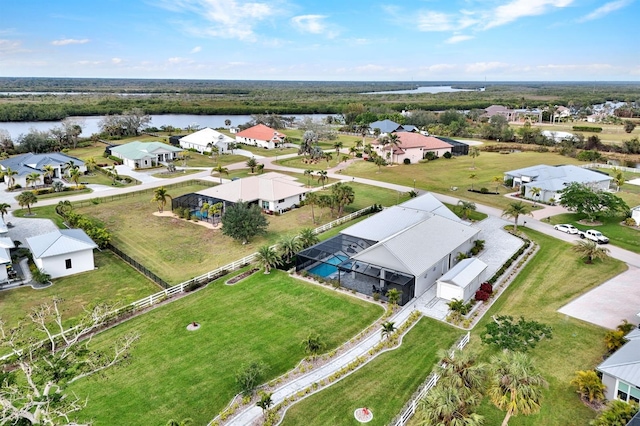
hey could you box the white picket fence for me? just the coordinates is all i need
[390,332,471,426]
[129,206,374,311]
[581,163,640,174]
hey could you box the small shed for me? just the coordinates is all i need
[437,258,487,302]
[26,229,97,279]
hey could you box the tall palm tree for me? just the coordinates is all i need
[333,141,343,155]
[381,321,396,339]
[418,385,484,426]
[26,172,41,188]
[64,159,79,174]
[0,202,10,220]
[493,175,504,193]
[256,245,280,274]
[469,146,480,169]
[17,191,37,215]
[151,187,172,213]
[316,170,328,188]
[208,202,223,224]
[42,164,56,184]
[572,240,610,264]
[304,169,314,187]
[211,164,229,184]
[457,200,477,220]
[68,168,82,188]
[332,183,355,217]
[501,201,532,232]
[2,167,18,188]
[488,351,548,426]
[277,234,301,265]
[436,348,487,401]
[529,187,541,205]
[349,146,359,157]
[298,228,319,249]
[387,133,401,163]
[304,191,318,224]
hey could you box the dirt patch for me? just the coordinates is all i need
[577,220,603,226]
[152,211,221,230]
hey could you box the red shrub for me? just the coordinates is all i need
[480,282,493,294]
[475,290,490,301]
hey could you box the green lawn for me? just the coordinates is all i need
[282,318,461,426]
[236,145,298,157]
[464,229,628,426]
[181,152,247,167]
[443,202,489,221]
[68,270,383,426]
[341,151,584,211]
[152,168,202,178]
[0,250,160,331]
[548,212,640,253]
[278,155,347,171]
[511,122,640,145]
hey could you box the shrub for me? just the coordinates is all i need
[571,370,605,403]
[403,158,411,165]
[423,151,437,161]
[577,150,602,162]
[624,217,637,226]
[373,292,380,302]
[32,268,51,284]
[480,282,493,294]
[475,290,490,301]
[572,125,603,133]
[480,187,489,194]
[355,152,363,158]
[443,151,452,159]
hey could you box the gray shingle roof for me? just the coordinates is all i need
[26,229,97,259]
[598,334,640,387]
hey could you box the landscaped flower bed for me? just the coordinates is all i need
[226,268,259,285]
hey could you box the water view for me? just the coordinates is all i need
[362,85,483,95]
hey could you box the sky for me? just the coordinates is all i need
[1,0,639,81]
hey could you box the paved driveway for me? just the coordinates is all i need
[558,266,640,329]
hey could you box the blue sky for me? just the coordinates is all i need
[1,0,638,81]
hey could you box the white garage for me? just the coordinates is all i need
[437,258,487,302]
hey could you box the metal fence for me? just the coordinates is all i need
[107,243,170,289]
[389,332,471,426]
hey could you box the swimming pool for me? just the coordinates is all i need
[308,255,348,278]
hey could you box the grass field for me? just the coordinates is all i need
[281,318,461,426]
[511,122,640,145]
[460,229,627,426]
[548,212,640,253]
[0,250,160,330]
[68,270,383,425]
[342,151,584,210]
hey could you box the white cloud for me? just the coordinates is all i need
[51,38,90,46]
[465,62,510,74]
[111,58,122,64]
[0,39,22,54]
[292,15,326,34]
[484,0,574,29]
[578,0,632,22]
[446,35,474,44]
[417,11,455,31]
[190,46,202,53]
[155,0,277,41]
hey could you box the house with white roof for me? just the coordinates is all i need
[0,152,86,188]
[436,258,488,302]
[598,328,640,404]
[26,229,97,278]
[109,141,183,169]
[296,193,481,305]
[235,124,286,149]
[172,172,310,215]
[179,128,233,154]
[504,164,613,203]
[0,236,14,283]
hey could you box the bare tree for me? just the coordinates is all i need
[0,298,139,425]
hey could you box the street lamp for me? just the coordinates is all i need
[413,179,416,190]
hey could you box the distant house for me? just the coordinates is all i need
[110,141,183,169]
[235,124,286,149]
[26,229,97,279]
[372,132,452,164]
[0,152,86,188]
[504,164,613,203]
[172,172,310,215]
[597,328,640,404]
[179,128,234,154]
[368,119,405,134]
[484,105,542,123]
[0,237,14,283]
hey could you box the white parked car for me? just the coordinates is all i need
[554,224,579,234]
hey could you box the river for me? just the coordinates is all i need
[361,85,483,95]
[0,113,334,140]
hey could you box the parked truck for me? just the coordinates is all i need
[578,229,609,244]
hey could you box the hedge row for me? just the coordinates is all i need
[572,125,603,133]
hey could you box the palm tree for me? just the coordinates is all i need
[208,202,223,224]
[386,133,401,163]
[151,187,172,213]
[436,348,487,401]
[227,142,237,154]
[256,163,264,174]
[469,173,477,191]
[501,201,532,232]
[166,419,193,426]
[386,288,401,307]
[85,157,97,174]
[246,157,258,173]
[316,170,328,188]
[604,329,627,352]
[572,239,610,264]
[418,386,484,426]
[55,200,73,217]
[26,172,41,189]
[42,164,56,184]
[210,145,219,160]
[108,165,119,184]
[333,141,343,155]
[493,175,503,193]
[17,191,37,215]
[570,370,605,404]
[0,202,10,221]
[304,169,314,187]
[612,168,625,192]
[68,168,82,188]
[256,245,280,274]
[324,152,333,165]
[211,164,229,184]
[349,146,359,157]
[278,235,301,265]
[2,167,18,188]
[469,146,480,169]
[64,159,79,174]
[298,228,319,249]
[374,155,386,172]
[301,333,325,358]
[364,143,373,157]
[488,351,548,426]
[332,182,355,217]
[529,187,541,206]
[457,200,477,220]
[304,192,318,224]
[381,321,396,339]
[256,392,273,416]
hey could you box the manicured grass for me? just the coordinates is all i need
[511,122,640,144]
[0,250,160,330]
[278,155,346,171]
[443,202,489,221]
[464,229,628,426]
[18,187,93,201]
[181,152,247,167]
[152,168,202,178]
[281,318,461,426]
[548,213,640,253]
[342,151,584,210]
[65,142,119,165]
[237,145,298,157]
[68,270,384,425]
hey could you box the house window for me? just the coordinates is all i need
[616,381,640,403]
[278,199,285,203]
[65,259,72,269]
[262,201,269,209]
